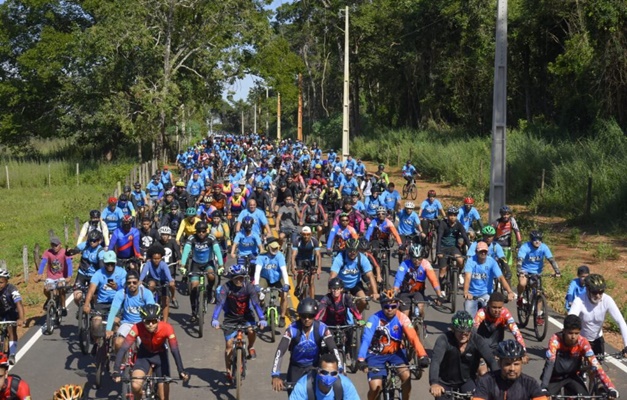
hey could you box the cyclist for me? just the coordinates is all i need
[180,221,223,320]
[146,174,165,207]
[374,164,389,187]
[277,194,300,247]
[130,182,149,210]
[230,216,263,272]
[138,217,159,256]
[357,290,429,400]
[173,180,191,211]
[77,209,110,246]
[472,340,546,400]
[271,298,341,393]
[338,169,361,198]
[316,277,364,326]
[401,160,419,186]
[52,384,82,400]
[539,314,618,398]
[418,190,445,236]
[463,241,516,316]
[429,311,498,398]
[349,190,366,214]
[176,207,201,245]
[160,165,173,190]
[250,183,273,213]
[300,195,327,242]
[108,215,142,269]
[186,170,205,205]
[0,269,26,365]
[197,195,217,221]
[364,206,402,250]
[236,199,270,239]
[568,274,627,356]
[101,197,125,234]
[105,269,155,354]
[468,226,512,288]
[117,194,136,219]
[332,199,365,234]
[0,353,31,399]
[36,237,72,317]
[329,238,380,313]
[516,230,561,309]
[320,180,341,213]
[436,206,470,280]
[458,197,482,239]
[396,202,424,254]
[393,243,443,318]
[291,226,322,301]
[492,205,522,267]
[210,183,228,212]
[289,352,360,400]
[67,230,105,309]
[212,264,267,382]
[272,180,294,215]
[364,185,384,221]
[380,182,401,217]
[140,244,176,322]
[565,265,589,312]
[254,238,290,327]
[209,211,231,265]
[83,251,127,353]
[112,305,189,400]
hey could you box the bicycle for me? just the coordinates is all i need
[221,323,258,400]
[404,298,433,379]
[439,254,463,313]
[294,260,317,301]
[371,238,391,294]
[402,178,417,200]
[75,283,91,355]
[119,342,138,399]
[0,321,16,357]
[326,324,360,373]
[581,352,626,396]
[188,271,209,338]
[516,273,553,341]
[370,363,419,400]
[43,281,70,335]
[120,375,182,400]
[260,287,281,343]
[423,219,439,264]
[92,310,114,389]
[442,390,474,400]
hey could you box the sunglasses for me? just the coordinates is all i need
[197,230,207,233]
[478,250,488,254]
[89,239,100,243]
[318,369,339,377]
[145,319,159,326]
[299,314,316,320]
[127,280,139,285]
[340,219,349,222]
[590,290,604,296]
[383,303,399,310]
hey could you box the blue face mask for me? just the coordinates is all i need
[318,373,339,388]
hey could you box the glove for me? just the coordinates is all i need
[211,320,220,329]
[179,267,187,275]
[254,285,261,293]
[258,320,268,329]
[282,284,290,293]
[608,389,619,399]
[418,356,430,368]
[217,267,224,275]
[357,361,368,371]
[357,320,366,326]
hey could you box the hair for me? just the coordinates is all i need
[141,217,151,223]
[319,353,338,366]
[126,270,140,281]
[489,292,506,303]
[563,314,582,331]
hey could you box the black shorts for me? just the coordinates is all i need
[399,291,427,312]
[295,259,315,271]
[190,261,214,274]
[0,310,18,322]
[348,281,366,296]
[93,303,111,316]
[135,350,170,377]
[74,273,92,290]
[146,279,170,299]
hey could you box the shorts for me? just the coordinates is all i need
[74,273,92,291]
[189,261,214,282]
[135,350,170,377]
[399,291,427,312]
[117,322,135,338]
[93,303,112,317]
[259,278,283,289]
[348,281,366,296]
[367,352,407,380]
[44,278,66,291]
[223,319,255,341]
[295,259,316,271]
[145,279,170,299]
[0,311,18,322]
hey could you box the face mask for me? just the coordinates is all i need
[319,374,338,388]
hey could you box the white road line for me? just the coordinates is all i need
[548,315,627,374]
[10,293,75,371]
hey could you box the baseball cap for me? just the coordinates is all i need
[268,241,280,250]
[476,242,489,252]
[301,226,312,234]
[50,237,61,246]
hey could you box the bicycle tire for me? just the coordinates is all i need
[95,339,107,388]
[198,289,205,338]
[410,184,417,200]
[78,306,89,355]
[348,327,359,373]
[235,347,243,400]
[121,366,131,399]
[517,289,531,328]
[534,294,548,341]
[451,269,458,313]
[428,233,437,264]
[45,300,56,335]
[402,184,409,199]
[268,308,277,343]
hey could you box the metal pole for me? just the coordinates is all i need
[488,0,508,222]
[253,103,257,134]
[277,93,282,141]
[298,73,303,141]
[241,110,244,135]
[266,87,269,134]
[341,6,350,161]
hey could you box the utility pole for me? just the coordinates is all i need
[341,5,350,161]
[489,0,508,222]
[298,73,303,141]
[254,103,257,134]
[241,109,244,135]
[277,92,282,141]
[266,87,269,134]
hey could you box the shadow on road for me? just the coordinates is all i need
[186,367,238,400]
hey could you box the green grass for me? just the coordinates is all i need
[593,242,619,262]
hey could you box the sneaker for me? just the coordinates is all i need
[248,348,257,360]
[62,308,68,317]
[458,275,465,287]
[516,297,523,308]
[279,317,286,328]
[190,314,198,324]
[171,299,179,309]
[226,371,234,384]
[8,354,16,365]
[536,316,545,326]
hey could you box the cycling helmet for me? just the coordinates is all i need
[376,206,387,215]
[495,339,526,359]
[123,185,131,192]
[279,180,287,188]
[255,182,263,189]
[297,298,318,315]
[241,216,254,231]
[378,163,385,169]
[529,230,543,241]
[380,289,400,304]
[108,196,117,204]
[87,230,103,242]
[499,205,511,215]
[212,210,223,218]
[185,207,197,217]
[119,194,129,201]
[195,221,208,231]
[345,238,360,251]
[451,310,473,332]
[309,179,320,186]
[308,195,319,201]
[170,219,180,232]
[53,384,84,400]
[158,226,172,235]
[427,190,436,197]
[334,166,341,172]
[164,189,174,197]
[358,238,370,251]
[584,274,606,292]
[409,243,424,259]
[170,202,180,210]
[140,304,162,321]
[238,179,246,185]
[351,190,359,197]
[345,168,353,175]
[175,180,185,187]
[228,263,248,277]
[406,160,411,164]
[463,197,475,205]
[481,226,496,236]
[134,182,141,188]
[89,209,101,219]
[0,269,10,279]
[121,215,133,225]
[328,277,344,290]
[446,206,458,215]
[404,201,415,209]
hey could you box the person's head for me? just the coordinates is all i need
[211,210,223,225]
[451,310,473,344]
[0,269,10,291]
[338,212,350,227]
[378,163,384,171]
[379,289,401,317]
[52,384,84,400]
[134,182,142,191]
[577,265,590,286]
[584,273,606,304]
[476,241,489,262]
[102,250,117,272]
[328,277,344,299]
[342,198,353,211]
[529,230,543,248]
[195,221,208,237]
[284,195,294,206]
[147,244,165,265]
[140,304,162,333]
[345,169,353,178]
[170,202,180,213]
[334,166,341,174]
[50,237,62,252]
[266,237,280,255]
[499,205,512,220]
[463,197,474,210]
[175,180,185,190]
[308,195,318,205]
[316,353,340,393]
[297,298,318,329]
[87,230,103,248]
[228,262,248,286]
[185,207,197,220]
[446,206,458,223]
[376,206,387,221]
[108,196,117,210]
[121,215,133,231]
[301,226,312,240]
[241,216,254,233]
[427,189,436,202]
[125,270,140,294]
[247,198,257,212]
[152,174,159,183]
[487,292,506,319]
[158,226,171,242]
[409,243,424,266]
[141,218,152,231]
[481,225,496,243]
[404,201,415,213]
[562,314,583,347]
[496,340,525,381]
[212,184,221,194]
[386,182,394,192]
[344,238,360,260]
[89,209,101,224]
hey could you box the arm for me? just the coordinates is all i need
[271,333,292,376]
[399,312,427,357]
[180,243,192,267]
[106,292,124,331]
[167,330,185,374]
[606,296,627,347]
[428,334,448,385]
[387,220,402,245]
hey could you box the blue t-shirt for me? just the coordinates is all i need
[139,260,174,283]
[419,199,443,219]
[233,232,262,256]
[330,253,372,289]
[467,241,505,259]
[256,253,287,284]
[186,178,205,196]
[380,190,400,211]
[106,286,155,330]
[463,256,502,296]
[146,181,164,199]
[458,206,481,231]
[364,195,383,217]
[101,207,125,232]
[237,209,268,236]
[76,242,105,276]
[565,279,586,312]
[339,177,359,196]
[518,242,553,274]
[402,165,417,176]
[397,210,420,235]
[90,267,127,304]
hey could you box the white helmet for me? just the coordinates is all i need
[334,166,341,172]
[405,201,415,209]
[0,269,11,279]
[158,226,172,235]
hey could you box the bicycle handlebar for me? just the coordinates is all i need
[370,364,418,373]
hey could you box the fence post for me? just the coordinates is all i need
[48,229,55,239]
[585,176,593,217]
[33,244,40,268]
[74,217,81,238]
[541,169,545,194]
[48,163,51,187]
[397,146,401,166]
[22,245,29,281]
[117,181,122,196]
[64,223,69,243]
[76,163,80,186]
[0,260,6,271]
[4,165,9,189]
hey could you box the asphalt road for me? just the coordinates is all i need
[10,253,627,399]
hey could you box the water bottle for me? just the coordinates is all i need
[413,306,420,318]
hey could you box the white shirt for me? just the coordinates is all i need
[569,293,627,347]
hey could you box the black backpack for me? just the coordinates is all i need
[9,375,21,399]
[306,369,343,400]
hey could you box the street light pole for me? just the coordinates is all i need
[489,0,508,222]
[341,5,350,161]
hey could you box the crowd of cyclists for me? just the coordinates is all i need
[1,132,626,400]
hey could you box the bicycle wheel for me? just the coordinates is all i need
[428,234,437,264]
[45,300,56,335]
[517,289,531,328]
[78,306,90,355]
[120,366,132,400]
[533,294,548,341]
[235,347,243,400]
[95,340,106,388]
[402,184,409,199]
[348,328,359,373]
[198,289,205,338]
[268,308,277,343]
[410,184,417,200]
[450,269,458,313]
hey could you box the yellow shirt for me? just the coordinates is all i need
[176,216,201,242]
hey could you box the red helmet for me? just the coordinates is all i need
[0,353,8,367]
[309,179,320,186]
[463,197,474,205]
[108,197,117,204]
[122,215,133,224]
[427,190,436,197]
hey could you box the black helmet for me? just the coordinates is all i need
[87,230,103,242]
[345,238,360,252]
[139,304,162,321]
[328,277,344,290]
[195,221,208,231]
[123,185,131,192]
[495,339,526,359]
[584,274,606,292]
[529,230,543,241]
[451,310,473,332]
[241,216,254,231]
[297,298,318,315]
[89,209,101,219]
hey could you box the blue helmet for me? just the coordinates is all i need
[241,216,254,231]
[228,263,247,278]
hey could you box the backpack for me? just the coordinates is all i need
[306,369,343,400]
[289,320,322,352]
[9,374,21,399]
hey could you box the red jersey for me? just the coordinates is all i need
[126,321,178,353]
[0,376,31,400]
